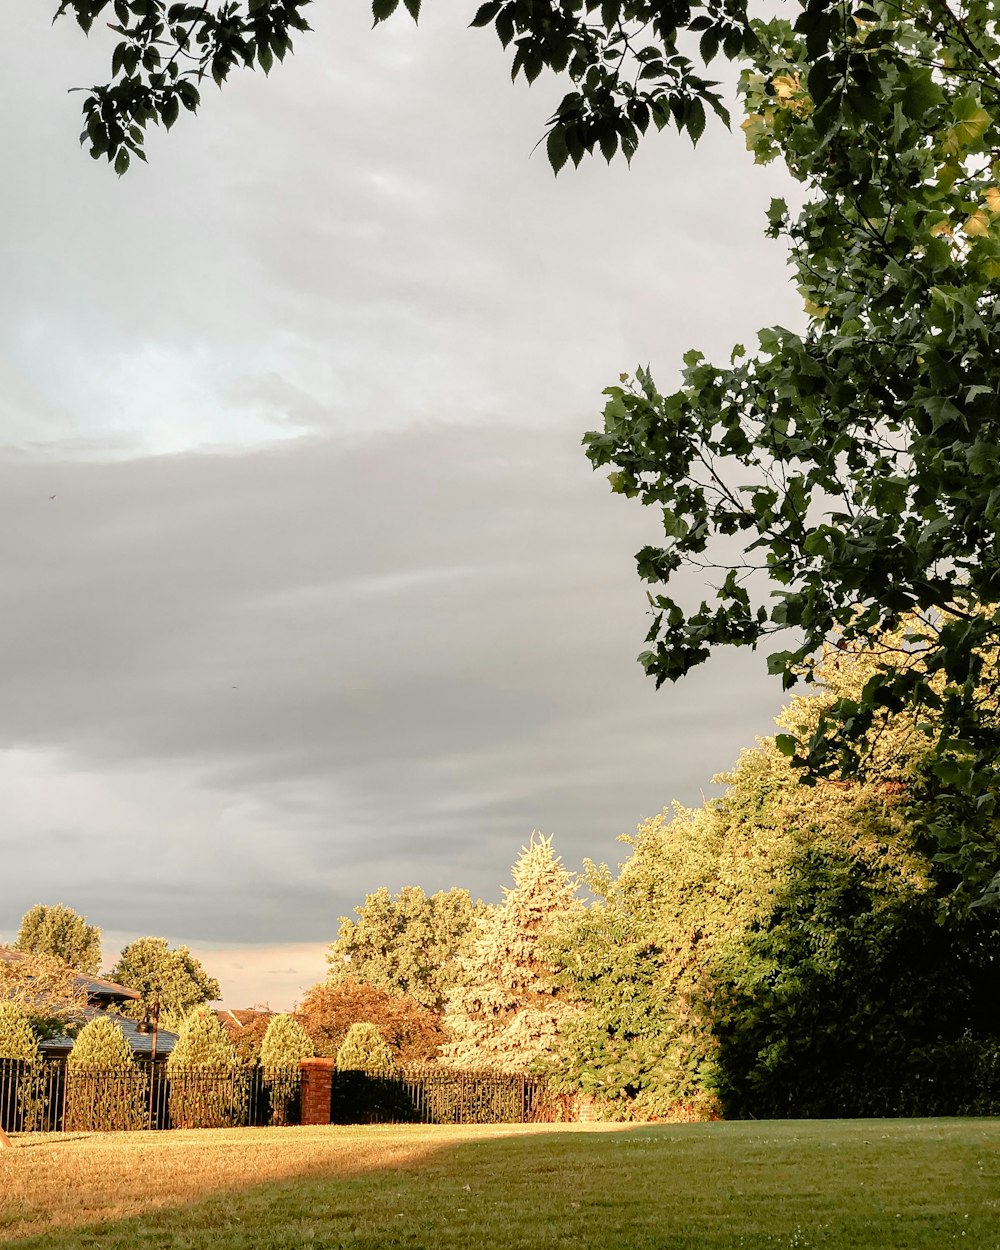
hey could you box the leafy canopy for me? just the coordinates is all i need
[327,886,481,1013]
[50,0,749,173]
[109,937,221,1033]
[16,905,102,975]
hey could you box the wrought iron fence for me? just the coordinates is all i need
[0,1059,302,1133]
[331,1067,558,1125]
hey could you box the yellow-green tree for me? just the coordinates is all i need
[259,1013,313,1126]
[15,905,101,975]
[0,1003,48,1133]
[167,1008,246,1128]
[441,835,581,1074]
[65,1017,146,1131]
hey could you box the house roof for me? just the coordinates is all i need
[40,1008,180,1058]
[0,947,141,1003]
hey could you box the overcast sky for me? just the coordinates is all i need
[2,0,803,1007]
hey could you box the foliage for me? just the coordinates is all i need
[441,834,581,1074]
[0,1003,41,1062]
[709,848,1000,1118]
[549,638,942,1118]
[167,1007,246,1128]
[109,937,221,1033]
[168,1007,240,1069]
[0,950,89,1035]
[68,1015,136,1068]
[15,905,101,974]
[297,977,444,1064]
[260,1013,313,1125]
[49,0,749,172]
[581,7,1000,901]
[336,1022,397,1073]
[65,1016,146,1131]
[0,1004,48,1132]
[327,886,481,1014]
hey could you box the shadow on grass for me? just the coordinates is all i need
[3,1119,1000,1250]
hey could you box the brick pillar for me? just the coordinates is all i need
[300,1058,336,1126]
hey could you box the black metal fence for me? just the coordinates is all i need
[331,1067,559,1125]
[0,1060,302,1133]
[1,1059,560,1132]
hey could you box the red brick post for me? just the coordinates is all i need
[299,1058,336,1126]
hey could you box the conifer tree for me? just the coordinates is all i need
[167,1008,240,1070]
[336,1023,395,1073]
[167,1008,245,1128]
[260,1014,314,1125]
[0,1002,47,1135]
[65,1016,145,1131]
[0,1004,40,1062]
[441,834,581,1074]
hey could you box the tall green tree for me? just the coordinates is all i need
[441,835,581,1073]
[108,938,221,1033]
[550,637,938,1118]
[328,886,481,1013]
[15,905,101,974]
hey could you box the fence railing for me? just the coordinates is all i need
[0,1060,302,1133]
[330,1067,559,1125]
[0,1059,560,1132]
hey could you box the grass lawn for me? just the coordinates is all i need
[1,1118,998,1249]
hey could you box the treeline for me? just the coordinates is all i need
[7,626,1000,1119]
[303,629,1000,1119]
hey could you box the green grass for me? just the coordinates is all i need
[2,1119,999,1249]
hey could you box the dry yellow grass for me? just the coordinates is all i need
[0,1122,622,1243]
[2,1119,998,1250]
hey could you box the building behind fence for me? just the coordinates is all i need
[0,1058,561,1133]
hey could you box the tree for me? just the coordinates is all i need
[259,1013,313,1125]
[440,834,581,1073]
[709,847,1000,1119]
[582,8,1000,902]
[108,938,221,1033]
[0,1004,41,1063]
[551,632,1000,1118]
[297,977,444,1064]
[216,1009,274,1065]
[65,1016,146,1131]
[167,1006,240,1069]
[336,1022,396,1073]
[49,0,747,172]
[167,1006,245,1127]
[0,951,89,1037]
[327,886,481,1013]
[15,905,101,974]
[0,1003,45,1139]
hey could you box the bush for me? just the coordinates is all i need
[336,1022,396,1073]
[260,1014,313,1125]
[0,1003,49,1132]
[167,1008,247,1128]
[65,1017,146,1131]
